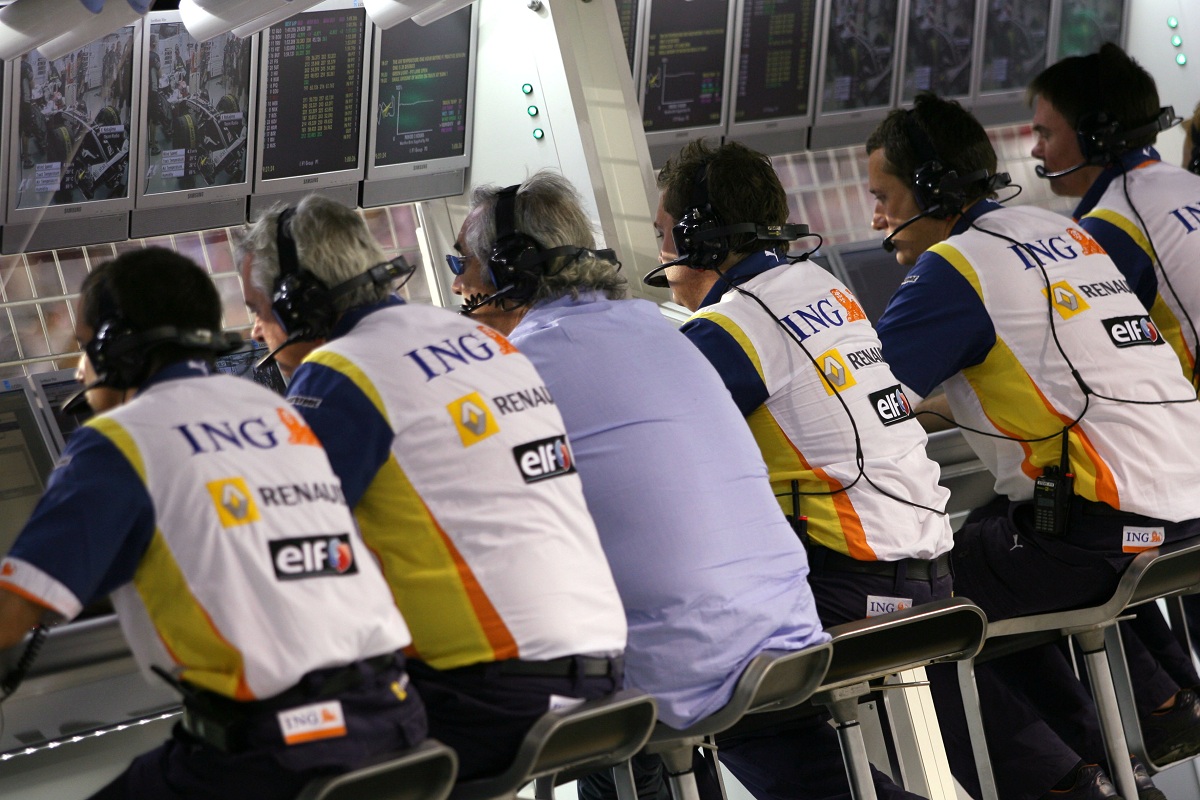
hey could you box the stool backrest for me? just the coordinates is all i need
[449,689,657,800]
[821,597,987,689]
[1126,538,1200,609]
[296,739,458,800]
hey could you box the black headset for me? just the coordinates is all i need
[271,206,338,341]
[905,110,1003,218]
[1188,122,1200,176]
[672,164,732,270]
[487,185,547,302]
[1075,106,1177,165]
[87,317,240,391]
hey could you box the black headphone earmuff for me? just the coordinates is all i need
[672,164,729,270]
[904,111,969,219]
[1075,107,1177,166]
[271,206,337,341]
[487,186,545,302]
[1187,122,1200,176]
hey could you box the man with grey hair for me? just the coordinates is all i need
[450,172,829,800]
[236,192,629,781]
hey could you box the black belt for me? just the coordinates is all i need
[806,544,951,581]
[493,655,622,678]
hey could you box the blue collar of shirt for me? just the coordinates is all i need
[697,250,788,309]
[329,295,406,340]
[1072,147,1160,220]
[140,359,212,392]
[949,198,1004,237]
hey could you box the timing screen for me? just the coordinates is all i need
[735,0,817,123]
[260,7,366,180]
[373,8,470,167]
[642,0,729,132]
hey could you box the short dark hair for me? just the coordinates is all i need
[866,92,997,188]
[1028,42,1160,150]
[656,139,788,254]
[81,247,223,368]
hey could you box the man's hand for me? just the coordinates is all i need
[0,588,49,651]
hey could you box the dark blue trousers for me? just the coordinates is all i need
[89,657,427,800]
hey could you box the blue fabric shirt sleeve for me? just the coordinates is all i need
[287,361,394,508]
[8,426,155,610]
[875,253,996,399]
[1078,215,1158,311]
[679,316,770,417]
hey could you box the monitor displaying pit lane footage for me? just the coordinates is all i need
[137,13,256,207]
[5,25,139,224]
[1055,0,1125,59]
[900,0,978,102]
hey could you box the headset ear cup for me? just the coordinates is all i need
[272,269,336,341]
[673,205,729,270]
[1075,111,1121,164]
[86,320,145,390]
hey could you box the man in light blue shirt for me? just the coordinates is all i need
[447,172,920,800]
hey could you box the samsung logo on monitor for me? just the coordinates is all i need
[188,192,205,199]
[304,178,320,184]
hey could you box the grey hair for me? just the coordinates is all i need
[233,194,390,313]
[462,171,627,303]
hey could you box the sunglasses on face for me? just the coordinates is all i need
[445,254,470,275]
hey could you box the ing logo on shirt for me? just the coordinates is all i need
[207,477,261,527]
[814,348,857,395]
[447,392,500,447]
[1041,281,1091,320]
[278,408,321,447]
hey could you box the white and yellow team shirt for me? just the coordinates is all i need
[286,298,627,671]
[1074,150,1200,385]
[681,252,953,562]
[877,201,1200,522]
[1,363,409,700]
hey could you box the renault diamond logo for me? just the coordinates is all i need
[815,348,856,395]
[1042,281,1090,319]
[447,392,500,447]
[207,477,260,528]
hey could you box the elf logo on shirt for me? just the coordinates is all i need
[447,392,500,447]
[1104,315,1164,348]
[207,477,261,527]
[869,385,913,426]
[270,534,358,579]
[1042,281,1091,320]
[814,349,856,395]
[513,435,577,483]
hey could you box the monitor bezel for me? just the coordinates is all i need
[251,0,373,199]
[3,21,144,226]
[28,368,86,457]
[363,4,478,184]
[970,0,1058,126]
[895,0,981,106]
[0,376,60,481]
[0,51,9,221]
[618,0,647,87]
[639,0,738,159]
[809,0,903,150]
[133,11,260,213]
[724,0,821,149]
[1049,0,1127,62]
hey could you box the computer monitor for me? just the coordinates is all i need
[0,379,58,553]
[639,0,736,166]
[214,341,289,395]
[29,369,91,457]
[1054,0,1126,59]
[615,0,644,78]
[361,5,477,208]
[2,24,142,253]
[973,0,1053,125]
[810,0,901,150]
[827,238,913,324]
[251,0,371,216]
[725,0,819,156]
[898,0,978,103]
[131,12,258,237]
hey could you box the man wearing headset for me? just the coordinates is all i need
[1029,43,1200,390]
[1029,46,1200,770]
[447,170,830,800]
[651,140,950,800]
[0,249,426,799]
[236,194,628,781]
[870,91,1200,800]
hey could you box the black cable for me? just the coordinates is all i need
[0,625,49,704]
[715,264,947,517]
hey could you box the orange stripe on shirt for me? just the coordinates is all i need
[780,432,876,561]
[0,581,58,613]
[434,521,519,661]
